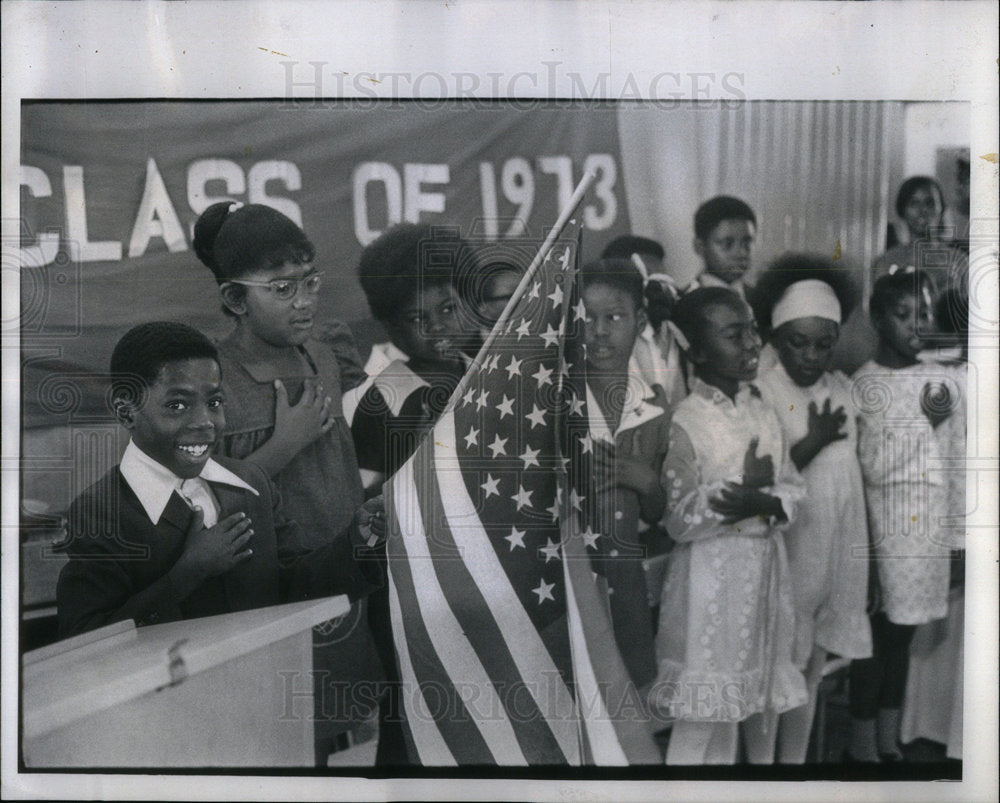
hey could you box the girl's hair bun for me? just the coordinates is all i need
[192,201,236,273]
[192,202,312,284]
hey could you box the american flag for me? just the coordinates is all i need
[384,220,660,765]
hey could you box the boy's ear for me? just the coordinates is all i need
[692,237,705,258]
[220,283,248,316]
[113,397,137,430]
[685,338,707,366]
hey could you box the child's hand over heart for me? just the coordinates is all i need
[920,381,953,429]
[740,437,775,489]
[168,510,254,599]
[245,378,336,476]
[273,377,335,451]
[806,398,848,449]
[709,483,786,526]
[791,399,848,471]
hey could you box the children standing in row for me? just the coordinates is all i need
[185,194,963,766]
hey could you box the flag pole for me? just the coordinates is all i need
[445,169,598,411]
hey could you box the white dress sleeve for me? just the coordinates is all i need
[662,421,731,543]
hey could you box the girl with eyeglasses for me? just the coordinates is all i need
[193,201,384,765]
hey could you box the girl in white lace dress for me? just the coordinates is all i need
[752,258,873,764]
[649,287,807,765]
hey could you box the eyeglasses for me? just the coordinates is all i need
[226,271,324,301]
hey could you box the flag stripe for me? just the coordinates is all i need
[560,543,629,765]
[392,452,528,765]
[432,410,582,764]
[562,522,662,764]
[385,563,458,766]
[412,432,573,764]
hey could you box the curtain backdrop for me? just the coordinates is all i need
[618,100,905,289]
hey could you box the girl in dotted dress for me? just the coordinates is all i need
[848,269,959,761]
[649,287,807,765]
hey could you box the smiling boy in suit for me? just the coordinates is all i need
[56,321,384,639]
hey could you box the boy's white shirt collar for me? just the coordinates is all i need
[585,358,664,443]
[119,439,258,525]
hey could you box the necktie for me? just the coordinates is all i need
[179,477,219,528]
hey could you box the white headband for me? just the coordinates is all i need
[771,279,842,330]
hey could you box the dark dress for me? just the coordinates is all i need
[215,325,384,758]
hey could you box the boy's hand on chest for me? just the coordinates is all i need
[168,509,254,599]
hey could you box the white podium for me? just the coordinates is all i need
[22,596,349,767]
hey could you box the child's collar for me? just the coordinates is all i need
[690,376,760,406]
[363,341,410,376]
[119,440,258,525]
[694,271,746,299]
[585,366,663,442]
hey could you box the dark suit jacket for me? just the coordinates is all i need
[56,456,380,638]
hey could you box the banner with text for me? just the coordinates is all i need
[19,101,629,428]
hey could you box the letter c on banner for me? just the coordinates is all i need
[19,166,59,267]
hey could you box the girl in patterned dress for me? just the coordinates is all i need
[752,256,872,763]
[848,268,956,761]
[649,287,807,765]
[899,287,968,758]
